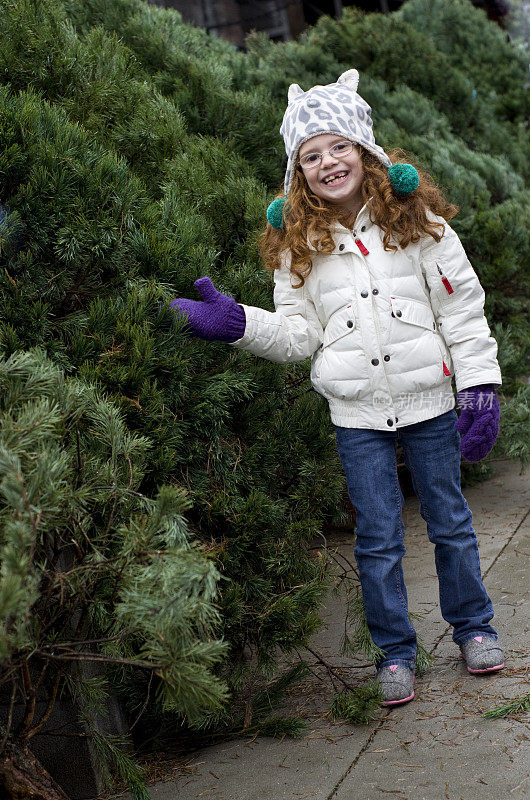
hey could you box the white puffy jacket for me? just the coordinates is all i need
[230,204,502,430]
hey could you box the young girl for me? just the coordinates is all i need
[170,69,504,706]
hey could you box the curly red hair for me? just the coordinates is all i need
[258,146,459,289]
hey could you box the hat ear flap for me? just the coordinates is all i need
[337,69,359,93]
[287,83,304,105]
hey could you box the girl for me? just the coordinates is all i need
[170,69,504,706]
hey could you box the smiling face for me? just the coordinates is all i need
[298,134,364,216]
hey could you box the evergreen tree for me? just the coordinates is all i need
[0,4,343,791]
[0,350,227,797]
[0,0,528,794]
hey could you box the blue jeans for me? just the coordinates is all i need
[334,409,497,670]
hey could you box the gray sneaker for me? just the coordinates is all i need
[459,635,504,674]
[376,664,415,706]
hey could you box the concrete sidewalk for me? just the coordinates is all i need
[141,459,529,800]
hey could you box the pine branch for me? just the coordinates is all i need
[128,672,154,734]
[331,682,385,724]
[44,634,125,650]
[304,646,357,691]
[35,651,157,670]
[483,693,530,719]
[16,662,36,739]
[414,639,433,677]
[0,679,17,754]
[26,667,64,740]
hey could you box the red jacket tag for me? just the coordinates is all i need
[355,238,369,256]
[443,361,451,376]
[442,277,454,294]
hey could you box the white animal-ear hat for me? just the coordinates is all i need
[280,69,392,196]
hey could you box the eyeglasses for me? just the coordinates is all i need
[299,140,354,170]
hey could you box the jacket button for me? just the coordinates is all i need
[372,288,379,295]
[387,419,394,426]
[395,417,399,423]
[396,310,402,317]
[371,358,379,366]
[347,320,354,328]
[361,225,366,232]
[391,312,395,318]
[361,290,369,298]
[339,243,345,251]
[384,355,390,362]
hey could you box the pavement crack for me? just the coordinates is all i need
[325,710,392,800]
[481,506,529,581]
[429,505,529,658]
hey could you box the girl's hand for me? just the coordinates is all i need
[170,277,246,343]
[455,385,500,462]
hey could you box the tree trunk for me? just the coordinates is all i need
[0,739,70,800]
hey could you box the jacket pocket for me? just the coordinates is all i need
[311,306,369,402]
[389,296,453,384]
[436,335,454,376]
[322,306,357,347]
[389,296,436,332]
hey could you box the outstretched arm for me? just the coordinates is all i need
[229,258,324,363]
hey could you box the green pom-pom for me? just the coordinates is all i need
[388,163,419,194]
[267,196,287,229]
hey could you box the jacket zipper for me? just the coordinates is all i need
[355,249,387,381]
[437,264,454,294]
[435,326,452,376]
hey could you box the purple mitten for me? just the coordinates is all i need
[455,384,500,462]
[170,277,246,343]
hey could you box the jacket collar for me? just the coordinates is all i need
[306,201,372,252]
